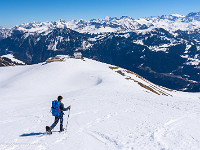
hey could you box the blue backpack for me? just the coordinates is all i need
[51,100,61,116]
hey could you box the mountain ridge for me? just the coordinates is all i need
[1,11,200,35]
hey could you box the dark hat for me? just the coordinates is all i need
[57,96,63,101]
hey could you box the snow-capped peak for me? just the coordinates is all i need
[170,14,185,18]
[103,16,112,21]
[120,16,133,20]
[186,12,200,21]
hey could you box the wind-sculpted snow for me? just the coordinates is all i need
[0,58,199,150]
[154,113,200,149]
[0,59,103,97]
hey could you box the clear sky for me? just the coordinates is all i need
[1,0,200,27]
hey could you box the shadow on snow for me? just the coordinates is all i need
[20,132,46,137]
[20,131,60,137]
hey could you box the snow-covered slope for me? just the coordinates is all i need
[0,58,199,150]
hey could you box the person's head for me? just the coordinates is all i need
[57,96,63,101]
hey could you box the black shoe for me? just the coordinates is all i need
[46,126,52,134]
[59,128,64,132]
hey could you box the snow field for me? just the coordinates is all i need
[0,58,199,150]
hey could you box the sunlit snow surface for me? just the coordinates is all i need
[0,58,199,150]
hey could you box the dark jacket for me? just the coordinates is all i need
[60,102,70,112]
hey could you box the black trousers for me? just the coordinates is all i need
[50,113,63,131]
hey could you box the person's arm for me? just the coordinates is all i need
[60,103,71,111]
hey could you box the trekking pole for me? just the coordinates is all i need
[65,108,71,133]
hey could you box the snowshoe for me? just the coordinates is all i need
[59,128,65,133]
[46,126,52,134]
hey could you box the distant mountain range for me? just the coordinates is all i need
[0,12,200,92]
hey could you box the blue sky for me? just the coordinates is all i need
[1,0,200,27]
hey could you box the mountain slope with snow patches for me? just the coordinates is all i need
[0,58,199,150]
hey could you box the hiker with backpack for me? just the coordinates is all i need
[46,96,71,134]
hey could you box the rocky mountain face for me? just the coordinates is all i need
[0,57,15,67]
[0,54,27,67]
[0,12,200,91]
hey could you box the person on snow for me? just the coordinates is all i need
[46,96,71,134]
